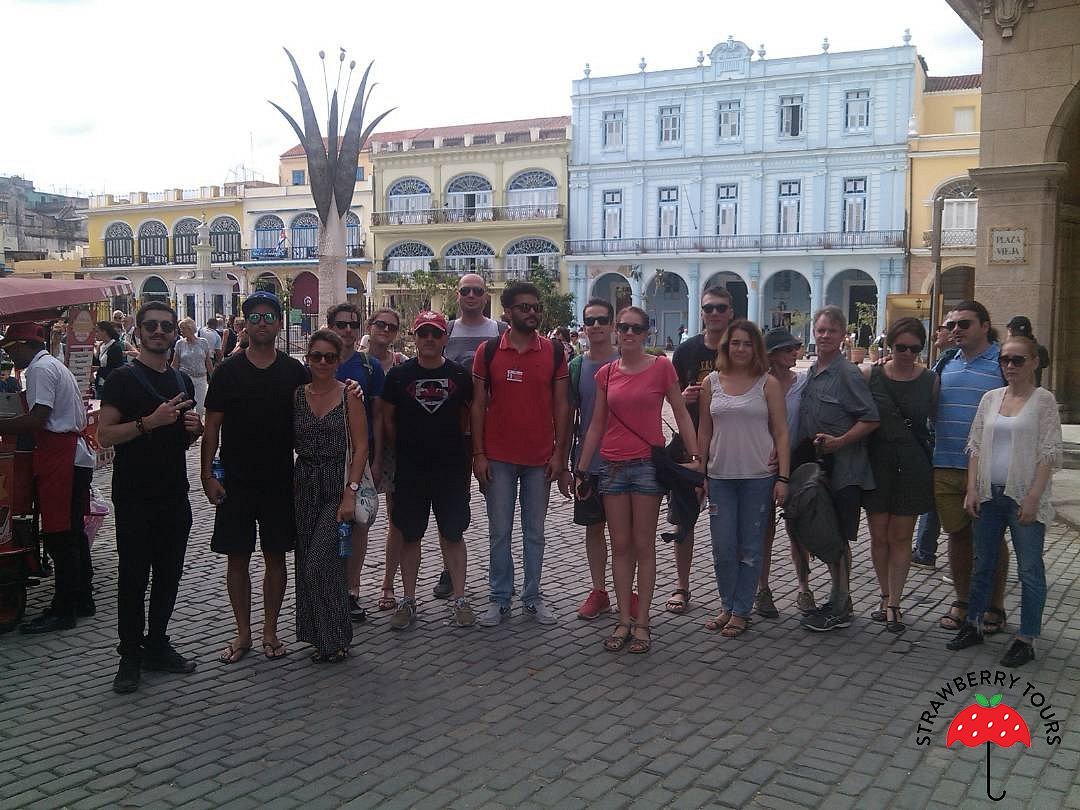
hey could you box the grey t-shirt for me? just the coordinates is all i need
[573,354,616,475]
[444,317,505,367]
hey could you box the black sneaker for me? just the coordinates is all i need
[1000,639,1035,668]
[142,643,196,674]
[946,623,984,651]
[801,611,853,632]
[910,553,936,569]
[433,569,453,600]
[19,613,75,634]
[349,595,367,624]
[113,657,142,694]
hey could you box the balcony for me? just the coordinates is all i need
[240,245,365,261]
[80,245,366,268]
[566,230,905,256]
[371,204,563,227]
[376,266,557,286]
[921,228,976,248]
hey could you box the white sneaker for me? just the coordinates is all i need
[524,599,557,625]
[477,603,510,627]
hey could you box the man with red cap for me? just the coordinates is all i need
[0,321,95,633]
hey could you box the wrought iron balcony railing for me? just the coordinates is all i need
[81,245,366,268]
[371,204,563,227]
[921,228,977,248]
[376,266,559,286]
[566,230,905,256]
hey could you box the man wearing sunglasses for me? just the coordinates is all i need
[202,291,310,664]
[97,301,203,692]
[933,300,1010,635]
[666,286,734,615]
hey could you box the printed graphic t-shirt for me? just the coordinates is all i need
[381,358,472,464]
[672,333,717,427]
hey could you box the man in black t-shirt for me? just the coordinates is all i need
[201,292,309,664]
[381,311,475,630]
[98,301,203,694]
[667,285,733,615]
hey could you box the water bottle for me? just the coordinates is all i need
[337,521,353,558]
[211,457,225,483]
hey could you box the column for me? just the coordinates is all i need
[686,263,701,336]
[576,264,590,319]
[747,262,762,327]
[809,260,825,350]
[630,266,643,308]
[877,258,891,336]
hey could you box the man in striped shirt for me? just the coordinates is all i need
[933,300,1008,635]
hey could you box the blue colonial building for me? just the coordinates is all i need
[567,36,915,346]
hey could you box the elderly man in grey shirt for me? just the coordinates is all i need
[796,305,879,632]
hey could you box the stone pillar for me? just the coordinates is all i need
[809,260,825,321]
[687,263,701,335]
[747,262,762,327]
[630,268,643,308]
[877,258,892,335]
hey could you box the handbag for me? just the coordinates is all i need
[342,390,379,527]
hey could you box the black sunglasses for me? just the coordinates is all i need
[583,316,611,327]
[332,320,359,330]
[247,312,278,324]
[307,351,339,364]
[414,326,445,339]
[141,319,176,334]
[371,319,400,332]
[616,322,647,335]
[458,286,486,297]
[944,318,974,331]
[702,303,729,314]
[999,354,1028,368]
[511,303,543,314]
[892,343,922,354]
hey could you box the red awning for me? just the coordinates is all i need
[0,277,133,322]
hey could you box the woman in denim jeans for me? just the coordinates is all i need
[697,321,790,638]
[947,336,1061,668]
[576,307,700,654]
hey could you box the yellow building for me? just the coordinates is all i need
[368,116,570,311]
[906,64,981,314]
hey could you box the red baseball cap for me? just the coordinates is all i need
[0,321,47,350]
[412,311,448,334]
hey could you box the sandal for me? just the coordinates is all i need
[628,625,651,654]
[982,606,1006,636]
[665,589,691,615]
[310,648,349,664]
[218,642,251,664]
[870,593,888,623]
[262,640,287,659]
[704,611,732,632]
[604,623,632,652]
[377,592,397,612]
[939,600,967,631]
[886,605,907,634]
[721,617,748,638]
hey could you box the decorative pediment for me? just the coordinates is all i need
[708,36,752,75]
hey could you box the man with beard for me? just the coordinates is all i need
[97,302,203,693]
[472,282,569,626]
[201,292,309,663]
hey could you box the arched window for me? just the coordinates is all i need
[210,216,241,262]
[254,214,285,257]
[387,177,432,224]
[345,211,362,256]
[445,174,493,222]
[506,170,558,212]
[290,213,319,260]
[444,239,495,273]
[385,241,434,274]
[505,237,560,276]
[253,272,281,294]
[937,179,978,244]
[137,221,168,266]
[172,218,200,264]
[141,274,170,303]
[104,222,134,267]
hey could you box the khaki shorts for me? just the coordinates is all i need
[934,468,970,534]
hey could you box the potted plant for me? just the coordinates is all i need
[851,300,877,364]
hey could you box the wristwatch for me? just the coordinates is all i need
[348,482,360,492]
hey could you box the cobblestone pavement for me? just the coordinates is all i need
[2,447,1079,809]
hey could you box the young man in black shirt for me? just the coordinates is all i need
[668,285,733,615]
[98,302,203,694]
[381,311,475,629]
[201,292,309,663]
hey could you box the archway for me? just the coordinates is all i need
[227,273,241,316]
[110,275,133,314]
[140,275,169,304]
[346,271,366,310]
[1050,81,1080,413]
[253,272,281,294]
[703,272,748,319]
[591,271,632,314]
[826,269,878,346]
[645,272,689,349]
[293,271,320,334]
[939,265,974,313]
[762,270,812,344]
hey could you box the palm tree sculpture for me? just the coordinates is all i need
[270,48,394,317]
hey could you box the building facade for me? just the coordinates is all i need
[567,37,914,346]
[0,176,87,266]
[367,117,570,311]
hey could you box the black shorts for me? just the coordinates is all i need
[391,459,470,544]
[210,482,296,555]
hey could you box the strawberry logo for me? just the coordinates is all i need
[947,693,1031,801]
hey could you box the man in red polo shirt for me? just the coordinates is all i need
[471,282,569,626]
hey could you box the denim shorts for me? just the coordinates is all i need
[599,458,664,496]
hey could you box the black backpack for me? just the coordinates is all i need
[784,459,845,564]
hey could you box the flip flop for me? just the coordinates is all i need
[218,643,251,664]
[263,640,287,659]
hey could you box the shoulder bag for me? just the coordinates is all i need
[341,389,379,527]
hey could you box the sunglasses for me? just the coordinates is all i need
[247,312,278,324]
[307,351,339,364]
[701,303,730,314]
[583,315,611,327]
[944,318,973,331]
[371,319,400,332]
[332,320,359,330]
[414,326,445,339]
[892,343,922,354]
[458,286,486,297]
[511,303,543,314]
[999,354,1028,368]
[141,319,176,334]
[616,322,647,335]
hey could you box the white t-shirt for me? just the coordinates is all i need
[197,326,222,354]
[25,350,95,468]
[444,317,504,367]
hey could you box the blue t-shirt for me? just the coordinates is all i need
[335,351,384,442]
[573,354,616,476]
[933,343,1003,470]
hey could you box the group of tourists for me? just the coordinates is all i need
[0,268,1061,694]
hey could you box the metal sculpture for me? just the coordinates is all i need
[270,48,394,316]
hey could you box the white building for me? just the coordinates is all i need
[567,36,915,346]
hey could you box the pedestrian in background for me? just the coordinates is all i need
[172,318,214,415]
[1005,316,1050,387]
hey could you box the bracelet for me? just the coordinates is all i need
[472,451,485,457]
[777,475,790,484]
[135,417,147,435]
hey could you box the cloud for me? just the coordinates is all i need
[50,118,96,136]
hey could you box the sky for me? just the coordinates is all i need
[0,0,982,196]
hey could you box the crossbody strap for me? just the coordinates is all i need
[127,362,186,404]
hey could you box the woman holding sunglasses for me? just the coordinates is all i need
[861,318,937,633]
[947,336,1061,667]
[576,307,700,654]
[293,329,369,663]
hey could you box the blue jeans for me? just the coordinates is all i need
[708,476,775,618]
[969,485,1046,638]
[485,461,551,608]
[914,510,941,560]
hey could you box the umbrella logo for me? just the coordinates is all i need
[946,693,1031,801]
